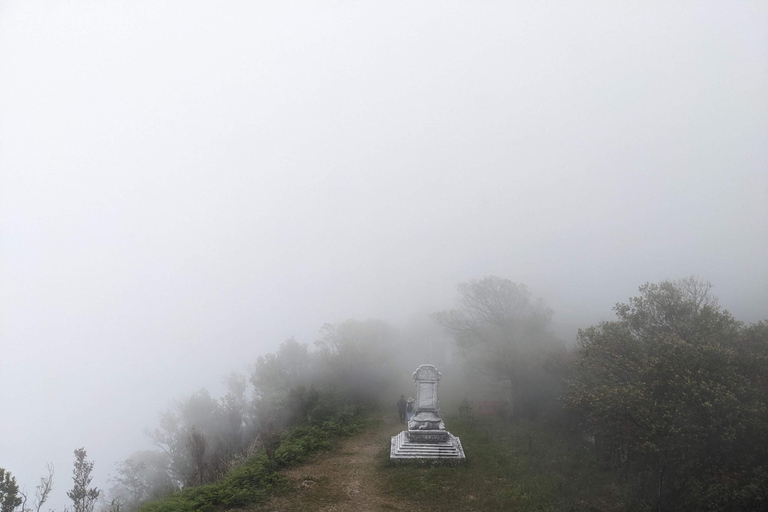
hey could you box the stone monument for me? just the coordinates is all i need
[390,364,466,464]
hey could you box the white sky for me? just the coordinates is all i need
[1,1,766,509]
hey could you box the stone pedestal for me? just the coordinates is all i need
[390,364,465,464]
[390,431,465,464]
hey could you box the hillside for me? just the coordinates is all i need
[253,412,633,512]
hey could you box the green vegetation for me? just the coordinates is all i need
[1,468,23,512]
[6,275,764,512]
[564,278,768,510]
[67,449,100,512]
[137,408,363,512]
[379,415,634,512]
[134,276,768,512]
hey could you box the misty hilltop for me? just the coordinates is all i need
[1,2,766,512]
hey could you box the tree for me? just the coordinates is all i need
[107,452,176,512]
[433,277,563,417]
[314,319,397,407]
[185,427,207,486]
[33,463,54,512]
[67,448,100,512]
[0,468,22,512]
[148,389,223,487]
[564,277,768,511]
[219,373,251,457]
[251,338,311,425]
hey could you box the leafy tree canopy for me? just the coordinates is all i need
[565,277,768,511]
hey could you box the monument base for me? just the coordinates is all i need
[407,429,449,443]
[390,430,466,465]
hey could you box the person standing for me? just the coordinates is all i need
[397,395,407,423]
[406,397,415,422]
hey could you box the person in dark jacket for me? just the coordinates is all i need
[406,397,415,422]
[397,395,407,423]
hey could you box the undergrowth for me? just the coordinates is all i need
[138,407,362,512]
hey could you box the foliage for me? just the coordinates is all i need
[564,277,768,511]
[136,408,363,512]
[0,468,22,512]
[67,448,100,512]
[147,384,252,488]
[184,427,206,487]
[433,277,566,418]
[314,320,398,407]
[251,338,312,428]
[219,373,252,455]
[139,318,398,506]
[108,452,177,512]
[272,407,359,467]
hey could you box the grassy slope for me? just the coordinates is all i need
[136,409,363,512]
[135,411,637,512]
[378,415,636,512]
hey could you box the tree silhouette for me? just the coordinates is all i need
[67,448,100,512]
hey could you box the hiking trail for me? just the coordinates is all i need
[255,413,406,512]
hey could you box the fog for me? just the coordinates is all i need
[1,1,766,510]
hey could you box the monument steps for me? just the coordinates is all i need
[392,435,457,450]
[390,431,465,463]
[395,446,460,454]
[395,449,462,456]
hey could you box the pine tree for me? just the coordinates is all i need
[0,468,23,512]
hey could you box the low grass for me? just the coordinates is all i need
[378,415,637,512]
[137,408,363,512]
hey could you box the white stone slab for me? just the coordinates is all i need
[417,381,437,410]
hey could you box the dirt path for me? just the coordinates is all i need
[255,414,406,512]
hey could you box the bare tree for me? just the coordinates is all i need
[16,491,27,512]
[34,463,54,512]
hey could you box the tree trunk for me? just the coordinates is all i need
[656,466,665,512]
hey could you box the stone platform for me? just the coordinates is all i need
[389,430,466,464]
